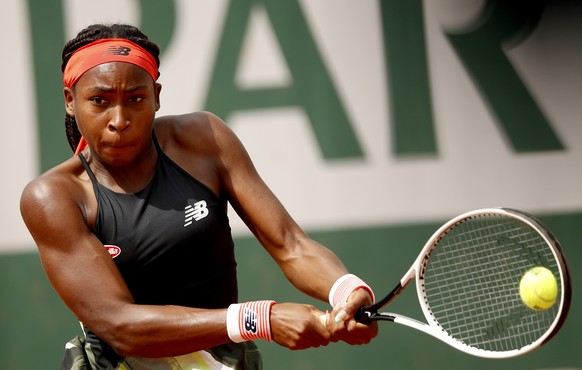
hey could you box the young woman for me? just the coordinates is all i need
[20,23,377,369]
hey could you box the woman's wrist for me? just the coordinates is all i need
[226,300,276,342]
[328,274,375,307]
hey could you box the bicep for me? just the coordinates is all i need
[208,114,303,256]
[20,181,133,326]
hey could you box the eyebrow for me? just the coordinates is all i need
[85,84,150,94]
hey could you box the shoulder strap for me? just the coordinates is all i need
[152,130,161,152]
[77,153,99,184]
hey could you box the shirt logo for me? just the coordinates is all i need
[184,200,209,226]
[104,245,121,258]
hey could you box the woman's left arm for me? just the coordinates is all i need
[206,112,377,344]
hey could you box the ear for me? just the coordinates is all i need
[154,83,162,112]
[64,87,75,116]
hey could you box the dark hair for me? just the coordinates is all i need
[62,24,161,152]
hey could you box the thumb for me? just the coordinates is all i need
[334,302,358,323]
[335,289,372,323]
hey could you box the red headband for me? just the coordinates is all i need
[63,38,158,88]
[65,39,158,154]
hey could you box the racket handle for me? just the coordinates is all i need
[354,306,372,324]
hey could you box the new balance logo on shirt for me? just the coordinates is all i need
[184,200,209,226]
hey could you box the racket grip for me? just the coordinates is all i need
[354,306,372,324]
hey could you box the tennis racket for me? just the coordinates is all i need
[355,208,571,358]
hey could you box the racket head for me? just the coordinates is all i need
[415,208,571,358]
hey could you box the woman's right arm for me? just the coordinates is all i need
[19,171,232,357]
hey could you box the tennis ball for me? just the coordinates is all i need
[519,267,558,310]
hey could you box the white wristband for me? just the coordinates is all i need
[329,274,375,307]
[226,300,276,343]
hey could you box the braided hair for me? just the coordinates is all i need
[61,24,161,152]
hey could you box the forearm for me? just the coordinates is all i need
[91,304,229,358]
[275,236,350,302]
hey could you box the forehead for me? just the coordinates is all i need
[75,62,153,89]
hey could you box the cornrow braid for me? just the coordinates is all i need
[62,24,161,152]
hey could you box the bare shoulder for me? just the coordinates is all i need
[154,111,241,153]
[21,158,82,207]
[20,157,93,239]
[152,112,255,198]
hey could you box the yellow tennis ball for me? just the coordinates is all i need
[519,267,558,310]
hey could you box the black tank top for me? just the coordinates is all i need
[77,134,253,369]
[79,134,238,308]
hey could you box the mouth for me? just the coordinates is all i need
[103,136,130,147]
[103,142,132,151]
[108,143,128,148]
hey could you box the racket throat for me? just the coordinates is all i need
[375,282,405,309]
[356,282,405,324]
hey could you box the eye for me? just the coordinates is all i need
[129,95,145,104]
[90,96,106,105]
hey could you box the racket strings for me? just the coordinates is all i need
[421,214,560,352]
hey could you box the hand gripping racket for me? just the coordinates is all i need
[355,208,571,358]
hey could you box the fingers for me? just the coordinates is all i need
[270,303,332,350]
[270,300,378,350]
[326,289,378,345]
[327,313,378,345]
[333,288,372,324]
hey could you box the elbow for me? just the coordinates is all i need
[106,334,139,358]
[90,318,150,357]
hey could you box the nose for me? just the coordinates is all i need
[107,105,131,132]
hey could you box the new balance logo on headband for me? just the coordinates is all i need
[184,200,209,226]
[106,46,131,56]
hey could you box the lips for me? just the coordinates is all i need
[102,142,134,153]
[102,135,132,149]
[105,141,130,149]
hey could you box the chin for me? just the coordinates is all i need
[101,147,138,166]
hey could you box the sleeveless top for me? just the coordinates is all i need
[74,134,261,370]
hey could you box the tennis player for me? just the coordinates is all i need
[20,23,377,369]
